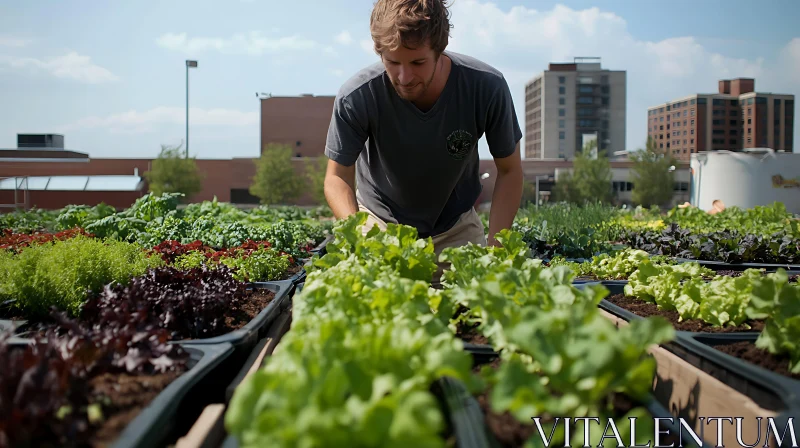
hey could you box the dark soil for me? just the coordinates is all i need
[605,294,763,333]
[284,264,304,280]
[455,322,489,346]
[711,341,800,381]
[88,369,185,448]
[221,288,275,332]
[472,358,679,447]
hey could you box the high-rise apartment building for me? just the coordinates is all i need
[524,57,626,159]
[646,78,794,161]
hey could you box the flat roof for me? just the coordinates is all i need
[0,175,144,191]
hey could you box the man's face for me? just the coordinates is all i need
[381,42,439,101]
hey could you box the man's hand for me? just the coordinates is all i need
[324,159,359,219]
[487,142,523,246]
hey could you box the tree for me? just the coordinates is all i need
[249,143,306,205]
[304,157,328,205]
[630,137,678,208]
[143,143,204,200]
[552,140,613,204]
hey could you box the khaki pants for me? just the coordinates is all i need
[357,200,487,288]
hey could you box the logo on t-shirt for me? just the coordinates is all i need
[446,129,474,160]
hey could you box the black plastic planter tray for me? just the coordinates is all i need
[309,234,333,256]
[463,342,499,366]
[285,264,307,284]
[591,281,800,446]
[463,341,710,448]
[112,342,234,448]
[673,258,800,272]
[174,279,293,353]
[672,332,800,408]
[224,306,293,403]
[3,338,234,448]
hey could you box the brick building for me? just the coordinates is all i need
[2,92,693,212]
[647,78,794,161]
[260,94,334,157]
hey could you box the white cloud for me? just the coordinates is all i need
[0,36,31,47]
[335,31,353,45]
[360,39,374,55]
[156,31,319,56]
[59,106,258,134]
[0,51,118,83]
[330,68,344,77]
[783,38,800,77]
[439,1,788,154]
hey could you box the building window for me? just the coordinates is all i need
[691,109,695,116]
[578,108,593,116]
[659,125,664,131]
[660,117,664,122]
[748,118,752,124]
[729,139,737,144]
[602,98,609,105]
[559,109,565,117]
[601,75,608,83]
[579,86,593,93]
[577,97,593,104]
[559,97,565,105]
[713,99,724,106]
[690,99,696,105]
[747,98,754,105]
[683,120,687,126]
[559,131,565,140]
[697,98,707,105]
[559,76,565,84]
[559,119,565,128]
[756,97,767,104]
[730,129,737,135]
[729,120,737,126]
[660,107,664,112]
[730,110,738,117]
[690,119,695,126]
[713,119,723,125]
[691,139,694,144]
[683,131,687,136]
[748,109,752,115]
[748,128,752,134]
[691,129,694,135]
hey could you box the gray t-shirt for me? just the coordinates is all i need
[324,50,522,238]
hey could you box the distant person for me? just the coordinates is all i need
[322,0,524,285]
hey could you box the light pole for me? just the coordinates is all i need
[186,60,198,158]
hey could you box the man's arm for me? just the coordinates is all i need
[487,142,523,246]
[324,159,359,219]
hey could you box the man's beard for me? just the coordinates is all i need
[395,55,439,100]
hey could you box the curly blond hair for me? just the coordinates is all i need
[369,0,452,56]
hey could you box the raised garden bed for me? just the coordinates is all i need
[1,334,233,448]
[590,280,800,448]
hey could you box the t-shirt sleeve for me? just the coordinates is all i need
[324,94,369,166]
[485,75,523,159]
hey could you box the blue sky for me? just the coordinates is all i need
[1,0,798,160]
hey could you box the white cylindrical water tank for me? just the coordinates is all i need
[690,149,800,214]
